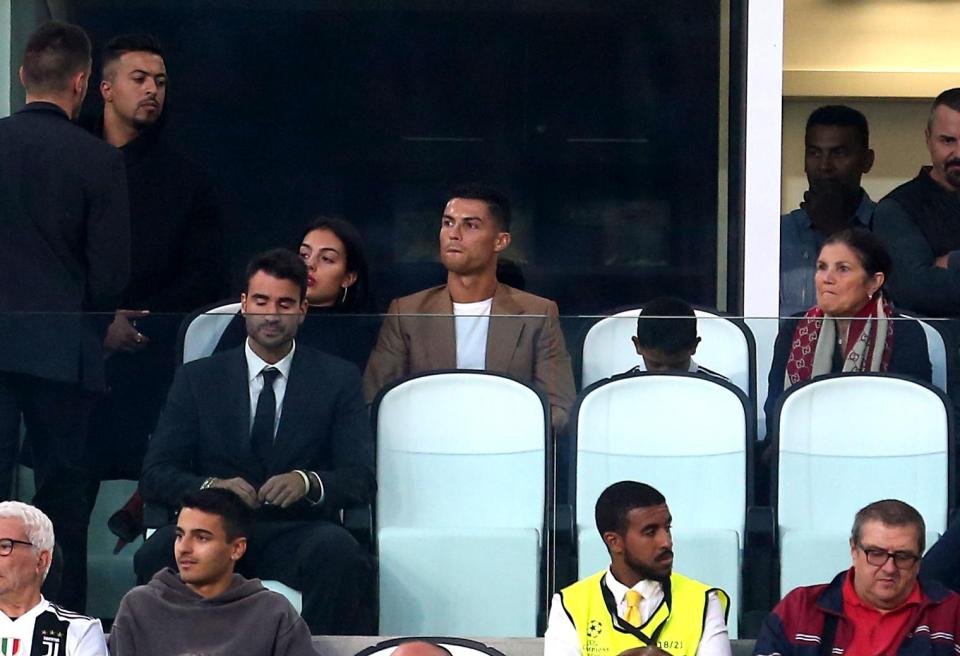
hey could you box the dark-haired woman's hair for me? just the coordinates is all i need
[822,227,892,284]
[300,216,372,311]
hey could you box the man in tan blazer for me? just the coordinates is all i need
[363,184,576,431]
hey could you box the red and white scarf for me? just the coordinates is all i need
[784,294,895,389]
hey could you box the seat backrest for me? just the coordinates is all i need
[581,308,755,403]
[180,301,241,364]
[899,315,948,393]
[574,374,750,542]
[775,374,952,536]
[375,372,548,529]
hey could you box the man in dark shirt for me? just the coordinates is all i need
[89,34,227,485]
[780,106,876,316]
[873,88,960,317]
[0,21,130,611]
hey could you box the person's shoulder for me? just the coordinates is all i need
[390,285,448,311]
[45,601,100,626]
[497,284,559,313]
[293,343,360,377]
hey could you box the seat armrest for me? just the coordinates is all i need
[746,505,775,548]
[343,503,373,548]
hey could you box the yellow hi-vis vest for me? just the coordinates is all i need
[559,570,729,656]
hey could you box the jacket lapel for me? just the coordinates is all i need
[226,351,260,476]
[272,348,309,472]
[422,289,457,369]
[486,284,525,371]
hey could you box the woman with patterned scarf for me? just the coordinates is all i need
[764,227,932,436]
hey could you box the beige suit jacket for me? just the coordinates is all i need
[363,283,576,431]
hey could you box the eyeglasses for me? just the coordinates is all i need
[0,538,33,557]
[857,544,921,569]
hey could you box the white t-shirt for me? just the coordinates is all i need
[0,598,107,656]
[452,298,493,370]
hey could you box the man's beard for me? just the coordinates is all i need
[624,550,673,583]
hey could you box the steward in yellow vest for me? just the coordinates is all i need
[558,569,729,656]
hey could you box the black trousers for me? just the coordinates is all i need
[134,519,373,634]
[0,372,95,611]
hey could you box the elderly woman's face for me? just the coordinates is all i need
[815,242,884,317]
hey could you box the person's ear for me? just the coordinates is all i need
[689,336,701,356]
[240,293,248,315]
[494,232,511,252]
[632,336,643,356]
[231,537,247,562]
[862,148,875,174]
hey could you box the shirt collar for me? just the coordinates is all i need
[798,188,875,229]
[604,567,662,605]
[841,567,922,612]
[244,338,296,383]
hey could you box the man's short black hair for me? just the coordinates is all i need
[245,248,308,302]
[635,297,698,354]
[929,88,960,132]
[20,21,91,94]
[595,481,666,537]
[448,183,512,232]
[101,33,164,77]
[181,488,251,542]
[806,105,870,149]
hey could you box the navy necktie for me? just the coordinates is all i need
[252,367,280,464]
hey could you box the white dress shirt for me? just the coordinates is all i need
[544,568,732,656]
[244,338,296,438]
[452,298,493,370]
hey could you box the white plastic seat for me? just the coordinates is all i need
[180,301,241,364]
[774,374,952,595]
[375,371,548,636]
[899,314,948,393]
[573,373,750,637]
[580,308,755,405]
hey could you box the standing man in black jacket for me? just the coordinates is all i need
[89,34,227,488]
[0,21,130,611]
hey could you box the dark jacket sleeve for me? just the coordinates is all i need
[315,363,376,510]
[139,365,207,506]
[890,316,932,384]
[84,148,131,311]
[764,317,798,433]
[752,607,794,656]
[137,174,228,311]
[873,198,960,316]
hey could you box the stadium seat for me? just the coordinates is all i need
[580,307,756,410]
[899,315,948,393]
[178,300,241,364]
[570,372,752,637]
[773,373,953,597]
[374,371,549,636]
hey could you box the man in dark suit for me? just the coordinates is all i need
[0,21,130,611]
[136,249,375,634]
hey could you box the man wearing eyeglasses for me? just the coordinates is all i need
[754,499,960,656]
[0,501,107,655]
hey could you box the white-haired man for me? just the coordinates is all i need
[0,501,107,655]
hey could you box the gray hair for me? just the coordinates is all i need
[0,502,55,577]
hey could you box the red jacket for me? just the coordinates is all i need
[754,569,960,656]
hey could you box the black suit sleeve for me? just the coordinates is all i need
[314,364,376,510]
[84,148,131,311]
[764,317,797,433]
[890,317,932,384]
[139,365,207,506]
